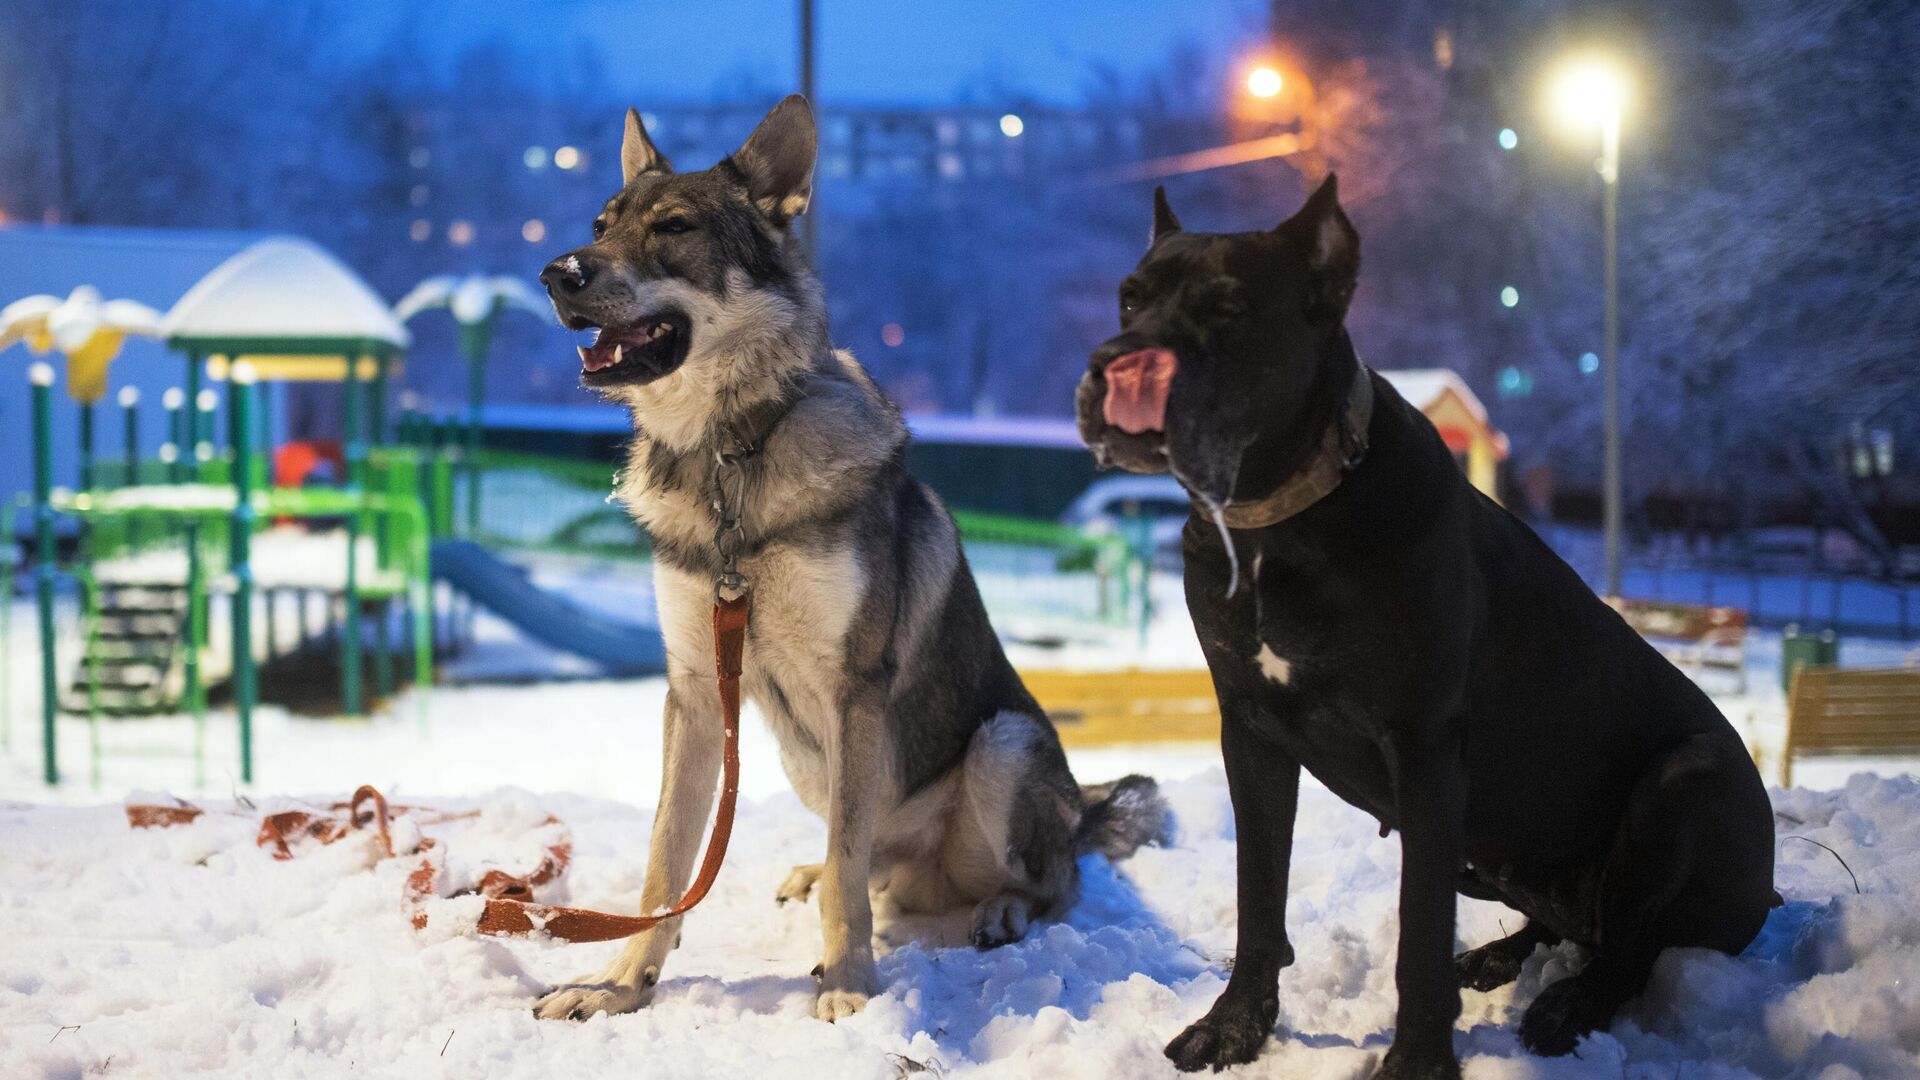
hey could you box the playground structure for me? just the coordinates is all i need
[5,234,1155,790]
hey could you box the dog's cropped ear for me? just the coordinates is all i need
[730,94,816,226]
[622,108,672,183]
[1277,174,1360,325]
[1151,185,1182,246]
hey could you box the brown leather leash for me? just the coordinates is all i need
[127,594,752,945]
[465,592,749,941]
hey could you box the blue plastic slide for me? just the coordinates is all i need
[430,540,666,675]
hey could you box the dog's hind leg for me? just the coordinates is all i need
[533,680,723,1021]
[1455,920,1560,992]
[1519,731,1774,1056]
[950,712,1079,949]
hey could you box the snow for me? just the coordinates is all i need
[3,568,1918,1077]
[161,236,409,348]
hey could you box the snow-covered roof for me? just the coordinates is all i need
[163,236,409,350]
[1378,368,1489,424]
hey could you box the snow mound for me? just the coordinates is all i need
[4,774,1918,1077]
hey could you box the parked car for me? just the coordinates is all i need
[1061,475,1191,569]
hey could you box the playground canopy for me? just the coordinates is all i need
[1378,367,1509,498]
[163,236,410,379]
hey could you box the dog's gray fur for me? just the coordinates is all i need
[533,96,1167,1023]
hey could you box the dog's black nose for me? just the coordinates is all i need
[540,252,593,295]
[1089,336,1144,373]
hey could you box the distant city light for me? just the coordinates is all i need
[118,386,139,408]
[1579,351,1600,374]
[1247,66,1284,99]
[553,145,582,170]
[409,219,432,243]
[1498,127,1519,150]
[521,219,547,244]
[409,184,430,207]
[1500,285,1520,308]
[408,147,430,169]
[523,146,549,171]
[881,323,906,347]
[447,220,475,246]
[998,114,1024,138]
[1497,366,1535,398]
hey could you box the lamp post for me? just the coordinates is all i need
[1548,56,1631,598]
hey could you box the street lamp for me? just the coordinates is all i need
[1547,54,1631,598]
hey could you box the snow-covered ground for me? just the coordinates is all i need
[3,571,1919,1077]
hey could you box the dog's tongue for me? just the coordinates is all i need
[1102,349,1178,435]
[578,339,623,372]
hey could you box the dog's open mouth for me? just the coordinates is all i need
[1078,348,1177,473]
[572,313,692,387]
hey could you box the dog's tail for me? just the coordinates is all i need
[1076,775,1172,859]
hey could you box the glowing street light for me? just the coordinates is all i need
[998,114,1024,138]
[1247,66,1283,99]
[1545,53,1632,597]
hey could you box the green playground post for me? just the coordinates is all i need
[342,352,365,716]
[461,318,494,538]
[119,386,139,486]
[30,364,59,784]
[228,365,258,783]
[186,356,203,460]
[164,388,185,483]
[183,357,208,733]
[77,401,95,492]
[370,357,389,447]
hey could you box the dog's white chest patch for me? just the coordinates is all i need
[1255,643,1293,685]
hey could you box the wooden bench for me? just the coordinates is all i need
[1019,668,1220,747]
[1783,666,1920,786]
[1607,598,1749,692]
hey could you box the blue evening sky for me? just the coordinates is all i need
[338,0,1269,104]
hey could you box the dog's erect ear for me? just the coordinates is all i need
[622,108,672,183]
[1151,185,1182,245]
[730,94,816,225]
[1277,173,1360,325]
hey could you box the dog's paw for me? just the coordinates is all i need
[1454,941,1526,992]
[813,986,869,1021]
[969,894,1033,949]
[1373,1042,1462,1080]
[811,959,876,1022]
[532,968,657,1021]
[1518,975,1615,1057]
[1163,994,1277,1072]
[776,863,823,906]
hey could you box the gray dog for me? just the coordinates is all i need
[533,95,1166,1023]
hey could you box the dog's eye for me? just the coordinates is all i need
[653,217,695,235]
[1118,289,1140,318]
[591,218,608,239]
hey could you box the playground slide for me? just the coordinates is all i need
[429,540,666,676]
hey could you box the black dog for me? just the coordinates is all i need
[1076,177,1776,1078]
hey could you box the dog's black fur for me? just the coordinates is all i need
[1076,178,1776,1078]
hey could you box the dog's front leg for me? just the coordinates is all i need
[1377,728,1466,1080]
[812,683,886,1021]
[533,680,723,1020]
[1166,700,1301,1072]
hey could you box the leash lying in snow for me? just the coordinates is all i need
[126,593,751,945]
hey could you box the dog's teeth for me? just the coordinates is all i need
[613,343,623,364]
[650,322,670,339]
[576,345,590,363]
